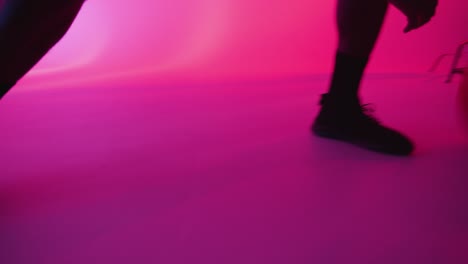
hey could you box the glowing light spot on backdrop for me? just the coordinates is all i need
[28,0,233,87]
[31,2,110,76]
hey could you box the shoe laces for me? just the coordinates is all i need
[359,103,381,124]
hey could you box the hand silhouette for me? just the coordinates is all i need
[389,0,438,33]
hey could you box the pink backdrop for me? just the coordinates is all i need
[25,0,468,86]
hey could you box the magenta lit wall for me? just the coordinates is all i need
[26,0,468,87]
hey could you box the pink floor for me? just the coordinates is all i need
[1,73,467,263]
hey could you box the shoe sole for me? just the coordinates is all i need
[311,124,413,156]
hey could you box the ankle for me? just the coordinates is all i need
[319,93,361,109]
[327,51,369,98]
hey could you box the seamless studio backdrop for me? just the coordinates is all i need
[19,0,468,89]
[1,2,468,264]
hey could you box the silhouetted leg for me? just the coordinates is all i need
[0,0,85,99]
[329,0,388,103]
[312,0,414,156]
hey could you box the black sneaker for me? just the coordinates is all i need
[312,94,414,156]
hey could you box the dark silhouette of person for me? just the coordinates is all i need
[0,0,85,99]
[0,0,437,156]
[312,0,438,155]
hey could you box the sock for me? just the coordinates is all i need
[326,51,369,105]
[0,83,15,100]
